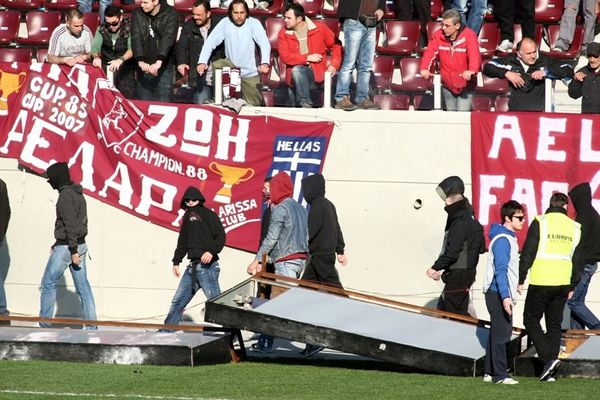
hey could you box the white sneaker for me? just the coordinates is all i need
[497,39,514,52]
[496,377,519,385]
[545,377,556,382]
[483,374,492,383]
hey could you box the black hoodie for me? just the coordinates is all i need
[0,178,10,244]
[569,183,600,265]
[301,174,345,256]
[46,162,87,254]
[172,186,226,265]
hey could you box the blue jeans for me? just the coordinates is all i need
[451,0,487,34]
[163,261,221,327]
[442,86,473,111]
[290,65,315,107]
[568,262,600,329]
[335,19,376,103]
[78,0,112,22]
[39,244,97,329]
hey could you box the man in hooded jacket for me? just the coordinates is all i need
[163,186,225,330]
[567,183,600,330]
[40,162,97,329]
[0,178,11,323]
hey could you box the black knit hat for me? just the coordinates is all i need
[436,176,464,200]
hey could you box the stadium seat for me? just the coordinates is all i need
[534,0,564,23]
[496,24,543,55]
[248,0,283,16]
[371,55,395,93]
[417,21,441,54]
[374,93,411,110]
[391,57,432,92]
[541,24,584,59]
[16,11,62,46]
[0,47,33,62]
[84,12,100,35]
[430,0,443,20]
[113,0,140,12]
[321,0,338,18]
[36,47,49,62]
[376,20,421,56]
[495,96,509,111]
[478,22,500,58]
[319,18,340,38]
[173,0,195,13]
[294,0,324,17]
[476,60,509,95]
[471,96,494,111]
[44,0,78,11]
[2,0,44,10]
[264,53,287,88]
[0,10,20,46]
[265,16,286,51]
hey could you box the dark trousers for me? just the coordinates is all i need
[484,290,513,381]
[301,254,343,288]
[396,0,432,37]
[494,0,535,42]
[523,284,570,364]
[437,269,476,316]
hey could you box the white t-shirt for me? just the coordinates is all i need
[48,24,93,57]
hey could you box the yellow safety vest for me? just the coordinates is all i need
[529,213,581,286]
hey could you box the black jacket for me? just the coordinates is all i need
[172,187,226,265]
[0,178,10,244]
[568,64,600,113]
[569,183,600,266]
[175,15,224,87]
[47,162,87,255]
[519,206,583,288]
[338,0,386,19]
[301,174,345,256]
[432,198,485,272]
[131,0,178,64]
[483,53,574,111]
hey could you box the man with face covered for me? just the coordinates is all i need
[48,9,93,65]
[483,37,574,111]
[197,0,271,106]
[568,42,600,113]
[40,162,96,329]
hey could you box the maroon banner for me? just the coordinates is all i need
[0,62,334,252]
[471,111,600,243]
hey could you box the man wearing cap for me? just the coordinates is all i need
[568,42,600,113]
[426,176,485,316]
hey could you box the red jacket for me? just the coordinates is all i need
[420,26,481,95]
[278,18,342,86]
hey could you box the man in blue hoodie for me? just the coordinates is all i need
[482,200,525,385]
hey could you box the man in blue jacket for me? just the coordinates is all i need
[482,200,525,385]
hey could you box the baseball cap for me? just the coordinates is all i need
[587,42,600,57]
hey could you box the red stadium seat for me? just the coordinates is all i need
[2,0,44,10]
[173,0,195,13]
[84,12,100,35]
[16,11,61,46]
[0,11,20,46]
[36,47,49,62]
[417,21,441,54]
[321,0,338,18]
[249,0,283,16]
[374,93,411,110]
[496,24,543,55]
[371,55,395,93]
[495,96,509,112]
[430,0,443,20]
[476,60,509,95]
[0,47,33,62]
[478,22,500,58]
[535,0,564,23]
[376,20,421,56]
[265,16,286,51]
[541,24,584,59]
[391,57,432,92]
[319,18,340,38]
[294,0,324,17]
[44,0,78,10]
[264,53,287,88]
[472,96,494,111]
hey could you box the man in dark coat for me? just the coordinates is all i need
[568,42,600,114]
[0,178,10,323]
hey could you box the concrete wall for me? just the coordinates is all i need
[2,108,597,328]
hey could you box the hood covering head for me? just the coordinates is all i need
[180,186,206,209]
[270,172,293,205]
[46,162,72,190]
[436,175,465,200]
[301,173,325,204]
[568,182,592,213]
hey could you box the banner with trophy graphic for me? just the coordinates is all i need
[0,62,334,252]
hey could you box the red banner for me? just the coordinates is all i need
[0,62,334,252]
[471,111,600,243]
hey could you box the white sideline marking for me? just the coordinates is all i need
[0,390,230,400]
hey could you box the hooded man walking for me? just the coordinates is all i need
[40,162,96,329]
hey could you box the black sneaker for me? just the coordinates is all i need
[540,359,561,381]
[300,344,325,357]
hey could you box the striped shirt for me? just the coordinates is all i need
[48,24,93,57]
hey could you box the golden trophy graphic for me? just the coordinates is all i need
[209,161,255,204]
[0,69,27,116]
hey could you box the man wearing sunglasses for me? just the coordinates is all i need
[518,192,582,381]
[162,186,225,331]
[91,6,136,98]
